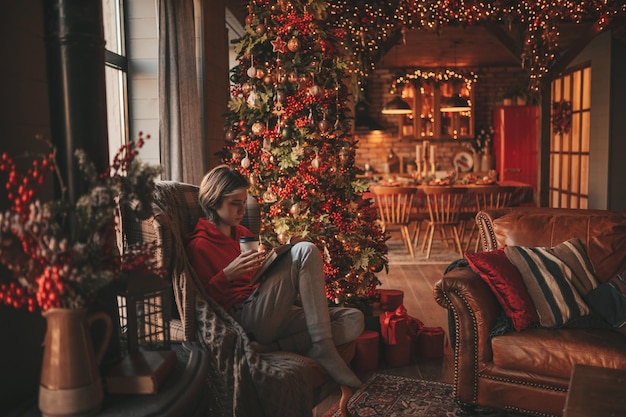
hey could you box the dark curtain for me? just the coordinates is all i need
[158,0,206,185]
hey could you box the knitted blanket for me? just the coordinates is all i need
[151,181,313,417]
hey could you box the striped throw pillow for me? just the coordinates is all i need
[504,238,599,328]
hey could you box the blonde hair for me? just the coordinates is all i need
[198,165,250,223]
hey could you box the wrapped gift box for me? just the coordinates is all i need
[417,326,446,358]
[384,335,411,368]
[378,289,404,311]
[353,330,380,372]
[379,306,409,345]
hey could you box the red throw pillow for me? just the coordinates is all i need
[465,248,539,331]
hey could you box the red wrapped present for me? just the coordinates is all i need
[378,289,404,311]
[407,316,424,355]
[417,326,446,358]
[379,305,409,345]
[384,335,411,367]
[353,330,379,372]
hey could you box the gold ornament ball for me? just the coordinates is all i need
[318,119,331,133]
[287,36,301,52]
[242,82,253,96]
[255,24,266,36]
[251,122,265,135]
[277,231,289,244]
[255,68,266,79]
[289,202,301,215]
[245,14,254,26]
[309,84,323,97]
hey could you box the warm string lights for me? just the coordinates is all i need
[324,0,625,90]
[391,69,479,95]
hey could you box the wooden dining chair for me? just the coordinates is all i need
[420,186,467,259]
[371,186,417,258]
[465,185,517,251]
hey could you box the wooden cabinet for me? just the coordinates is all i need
[400,80,474,140]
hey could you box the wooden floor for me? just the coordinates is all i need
[313,234,460,416]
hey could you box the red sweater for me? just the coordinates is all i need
[186,218,257,311]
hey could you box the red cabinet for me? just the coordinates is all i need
[493,105,539,194]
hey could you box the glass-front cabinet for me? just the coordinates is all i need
[399,78,474,140]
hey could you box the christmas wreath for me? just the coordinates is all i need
[551,99,572,135]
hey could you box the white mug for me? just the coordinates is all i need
[239,236,259,252]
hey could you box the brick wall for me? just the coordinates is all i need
[354,66,530,173]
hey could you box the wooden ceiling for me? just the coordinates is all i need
[377,20,625,72]
[224,1,626,78]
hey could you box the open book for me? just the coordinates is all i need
[250,243,293,284]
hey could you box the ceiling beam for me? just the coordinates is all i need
[483,23,522,64]
[547,16,624,79]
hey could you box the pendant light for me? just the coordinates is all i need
[381,95,412,115]
[382,43,412,115]
[440,41,471,113]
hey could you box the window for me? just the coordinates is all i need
[102,0,129,162]
[549,65,591,208]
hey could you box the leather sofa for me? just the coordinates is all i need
[434,207,626,416]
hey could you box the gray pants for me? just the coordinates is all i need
[235,242,364,350]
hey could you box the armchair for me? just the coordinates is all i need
[119,180,354,417]
[434,207,626,416]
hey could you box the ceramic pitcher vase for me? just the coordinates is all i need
[39,308,112,417]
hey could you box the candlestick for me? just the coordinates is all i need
[430,145,436,164]
[415,144,422,162]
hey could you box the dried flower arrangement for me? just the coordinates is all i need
[0,133,162,312]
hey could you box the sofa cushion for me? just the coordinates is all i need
[465,248,539,331]
[585,269,626,335]
[505,238,598,328]
[491,327,626,380]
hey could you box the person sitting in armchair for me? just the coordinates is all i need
[186,164,363,388]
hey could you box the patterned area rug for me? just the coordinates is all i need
[322,373,532,417]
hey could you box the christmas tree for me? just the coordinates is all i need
[221,0,389,306]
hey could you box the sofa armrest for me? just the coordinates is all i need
[433,267,501,405]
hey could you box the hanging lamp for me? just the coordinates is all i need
[381,96,412,115]
[382,43,413,115]
[440,41,471,113]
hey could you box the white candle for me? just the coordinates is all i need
[416,144,422,162]
[430,145,436,164]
